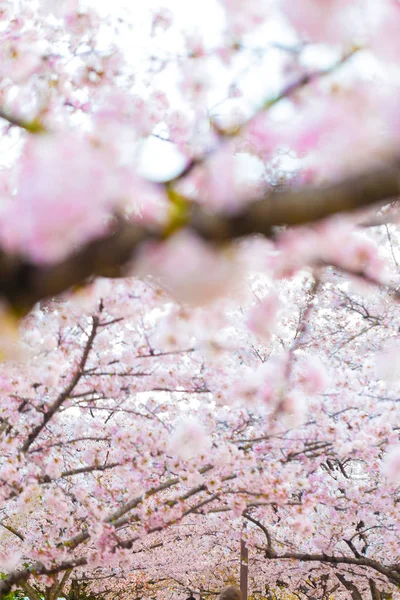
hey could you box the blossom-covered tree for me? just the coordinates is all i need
[0,255,399,599]
[1,1,400,599]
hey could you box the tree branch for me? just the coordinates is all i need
[335,573,363,600]
[243,512,274,556]
[189,163,400,242]
[20,581,43,600]
[21,313,100,452]
[0,109,46,133]
[0,520,25,541]
[263,549,400,587]
[52,568,72,600]
[0,161,399,313]
[62,463,214,550]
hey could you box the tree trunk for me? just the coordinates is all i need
[335,574,363,600]
[240,538,248,600]
[20,581,42,600]
[69,579,80,600]
[369,579,382,600]
[52,568,72,600]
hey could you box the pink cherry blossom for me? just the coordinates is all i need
[382,444,400,485]
[0,133,121,262]
[281,0,360,45]
[247,292,281,342]
[167,418,210,460]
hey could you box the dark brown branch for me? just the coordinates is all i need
[21,314,100,452]
[29,436,111,454]
[335,573,363,600]
[189,164,400,242]
[1,162,399,314]
[344,538,361,559]
[52,568,72,600]
[263,549,400,587]
[243,512,274,556]
[56,462,121,478]
[369,579,382,600]
[0,520,25,541]
[20,581,42,600]
[0,218,154,314]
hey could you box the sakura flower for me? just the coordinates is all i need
[219,0,273,36]
[281,390,307,426]
[298,355,330,395]
[39,0,78,18]
[227,495,247,517]
[382,444,400,485]
[247,292,281,342]
[167,418,210,460]
[369,1,400,64]
[292,515,313,535]
[180,470,204,487]
[0,34,43,82]
[281,0,360,45]
[0,551,21,572]
[336,232,386,281]
[151,7,173,33]
[135,230,239,305]
[204,146,236,211]
[0,132,122,263]
[44,456,63,479]
[376,338,400,382]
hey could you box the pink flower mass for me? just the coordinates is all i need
[0,133,122,262]
[0,2,399,600]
